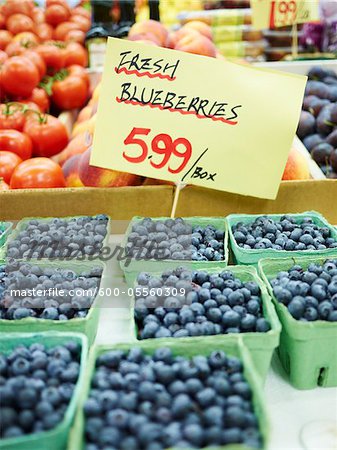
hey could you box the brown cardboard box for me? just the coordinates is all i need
[1,181,336,223]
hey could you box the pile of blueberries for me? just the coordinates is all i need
[84,347,262,449]
[126,218,225,262]
[6,215,109,259]
[0,261,102,320]
[135,268,271,339]
[0,340,81,439]
[270,259,337,322]
[231,215,337,251]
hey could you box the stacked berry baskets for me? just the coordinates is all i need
[259,256,337,389]
[120,217,229,287]
[131,265,281,381]
[69,340,269,450]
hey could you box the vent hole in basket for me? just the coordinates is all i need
[317,367,328,386]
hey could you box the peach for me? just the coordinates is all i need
[170,28,200,48]
[71,114,96,138]
[175,33,217,58]
[77,105,93,124]
[54,132,91,166]
[62,153,84,187]
[128,32,160,45]
[78,148,142,187]
[184,21,213,41]
[128,20,169,47]
[282,147,310,180]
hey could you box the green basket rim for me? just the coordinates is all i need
[0,331,88,448]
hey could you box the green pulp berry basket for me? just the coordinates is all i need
[130,265,281,382]
[120,216,229,287]
[0,260,107,344]
[0,222,13,249]
[227,211,337,267]
[0,331,88,450]
[68,339,269,450]
[258,255,337,390]
[0,215,111,261]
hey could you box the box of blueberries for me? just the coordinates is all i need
[0,331,87,450]
[68,339,269,450]
[258,256,337,389]
[0,260,106,344]
[131,265,281,381]
[1,215,111,261]
[0,222,13,249]
[120,216,229,287]
[227,211,337,266]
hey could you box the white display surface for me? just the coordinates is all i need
[94,234,337,450]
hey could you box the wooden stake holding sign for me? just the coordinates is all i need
[92,38,307,206]
[251,0,319,57]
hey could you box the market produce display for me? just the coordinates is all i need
[297,66,337,178]
[0,339,82,438]
[126,217,225,261]
[5,214,109,258]
[270,259,337,322]
[134,268,271,339]
[84,347,263,449]
[0,262,103,320]
[231,215,337,251]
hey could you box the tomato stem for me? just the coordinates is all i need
[25,108,48,124]
[3,102,28,116]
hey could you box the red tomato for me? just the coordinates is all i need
[18,100,40,112]
[32,7,45,24]
[64,42,88,67]
[72,6,91,19]
[6,14,35,35]
[0,150,22,183]
[70,15,90,32]
[0,13,5,28]
[36,43,66,72]
[10,157,66,189]
[4,41,27,56]
[45,4,70,26]
[0,103,26,130]
[1,56,40,97]
[2,0,34,18]
[0,50,8,64]
[65,29,85,44]
[26,88,49,113]
[24,113,68,157]
[68,64,89,87]
[54,21,79,41]
[52,74,88,110]
[0,129,33,159]
[0,30,13,51]
[13,31,39,46]
[46,0,70,13]
[23,50,46,78]
[35,23,53,42]
[0,179,9,190]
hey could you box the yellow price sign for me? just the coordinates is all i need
[251,0,319,29]
[92,38,307,200]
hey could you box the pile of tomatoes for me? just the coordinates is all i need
[0,0,92,190]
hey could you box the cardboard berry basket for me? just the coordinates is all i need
[227,211,337,267]
[0,215,112,262]
[0,331,88,450]
[0,260,107,344]
[120,216,229,287]
[258,256,337,389]
[0,222,13,249]
[130,265,281,382]
[68,339,269,450]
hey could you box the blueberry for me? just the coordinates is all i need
[183,423,204,446]
[196,387,216,407]
[222,310,241,328]
[171,394,192,418]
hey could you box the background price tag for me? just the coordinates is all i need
[251,0,319,29]
[92,38,306,200]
